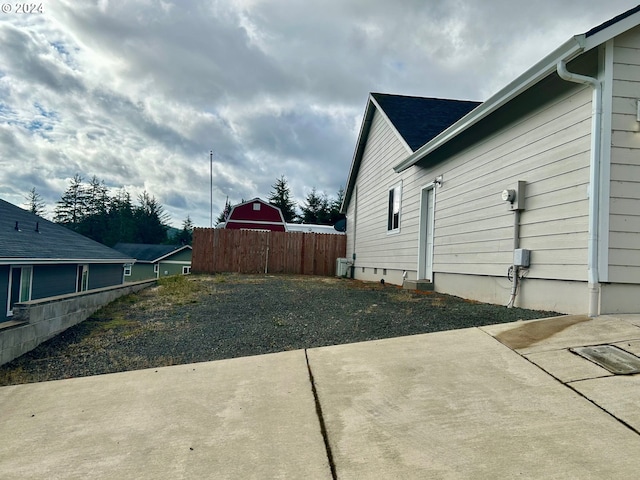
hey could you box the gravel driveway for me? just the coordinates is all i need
[0,274,558,385]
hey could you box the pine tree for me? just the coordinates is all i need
[329,186,346,224]
[268,175,297,222]
[105,188,135,246]
[78,176,110,241]
[24,187,46,216]
[175,215,194,245]
[216,198,232,225]
[54,174,87,228]
[300,187,331,224]
[133,191,170,243]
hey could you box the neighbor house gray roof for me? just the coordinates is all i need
[113,243,192,263]
[0,198,134,264]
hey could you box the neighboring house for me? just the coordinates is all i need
[0,198,134,323]
[113,243,193,281]
[341,5,640,316]
[222,198,287,232]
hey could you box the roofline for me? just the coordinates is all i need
[393,35,586,172]
[149,245,192,263]
[0,258,135,265]
[394,7,640,172]
[341,94,386,213]
[369,94,413,153]
[226,197,287,225]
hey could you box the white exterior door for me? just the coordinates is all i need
[418,186,435,281]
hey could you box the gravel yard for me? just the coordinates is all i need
[0,273,559,385]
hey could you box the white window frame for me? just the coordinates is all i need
[124,264,132,276]
[6,265,33,316]
[77,264,89,292]
[387,183,402,234]
[182,266,191,275]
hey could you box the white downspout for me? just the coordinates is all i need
[556,60,602,317]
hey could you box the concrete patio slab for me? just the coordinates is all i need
[0,350,332,480]
[481,315,640,354]
[307,328,640,479]
[570,375,640,433]
[523,348,613,383]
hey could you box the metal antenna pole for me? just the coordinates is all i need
[210,150,214,228]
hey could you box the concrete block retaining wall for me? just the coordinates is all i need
[0,280,155,366]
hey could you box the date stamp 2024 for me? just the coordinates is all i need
[1,3,43,14]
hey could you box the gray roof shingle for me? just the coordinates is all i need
[371,93,480,151]
[112,243,191,263]
[0,198,133,263]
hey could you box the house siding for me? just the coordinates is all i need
[608,28,640,284]
[346,108,416,278]
[32,265,77,299]
[88,264,125,290]
[428,86,592,281]
[127,264,157,282]
[349,86,593,290]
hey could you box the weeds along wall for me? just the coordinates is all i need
[0,280,155,366]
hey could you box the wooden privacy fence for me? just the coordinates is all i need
[192,228,347,277]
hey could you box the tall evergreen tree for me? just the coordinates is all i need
[133,191,170,243]
[268,175,297,222]
[104,188,135,246]
[300,187,331,224]
[78,176,110,241]
[216,197,232,225]
[329,186,346,224]
[54,174,87,228]
[175,215,194,245]
[24,187,46,216]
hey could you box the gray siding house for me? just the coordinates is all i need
[1,198,134,322]
[342,6,640,316]
[113,243,192,281]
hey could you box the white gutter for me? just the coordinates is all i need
[0,258,135,265]
[556,60,602,317]
[393,36,586,173]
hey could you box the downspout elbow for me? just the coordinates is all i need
[556,60,599,88]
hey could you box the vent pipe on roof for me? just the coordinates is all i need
[35,221,40,233]
[557,59,602,317]
[14,221,20,231]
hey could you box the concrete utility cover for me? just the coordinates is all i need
[570,345,640,375]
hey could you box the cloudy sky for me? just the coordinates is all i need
[1,0,639,228]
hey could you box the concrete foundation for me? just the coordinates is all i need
[0,280,155,366]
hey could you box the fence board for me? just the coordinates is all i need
[192,228,346,277]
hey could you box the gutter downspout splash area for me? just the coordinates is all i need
[556,60,602,317]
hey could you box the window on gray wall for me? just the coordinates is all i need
[387,184,401,232]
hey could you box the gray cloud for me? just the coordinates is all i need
[0,0,638,228]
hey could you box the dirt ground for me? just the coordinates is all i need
[0,273,559,385]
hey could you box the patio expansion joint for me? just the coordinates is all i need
[304,349,337,480]
[564,378,640,438]
[479,328,640,440]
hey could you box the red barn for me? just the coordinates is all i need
[223,198,287,232]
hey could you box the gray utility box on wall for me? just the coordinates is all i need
[514,248,531,268]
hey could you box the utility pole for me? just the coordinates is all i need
[210,149,213,228]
